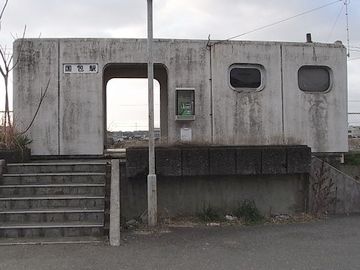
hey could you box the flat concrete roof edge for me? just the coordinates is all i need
[13,37,346,48]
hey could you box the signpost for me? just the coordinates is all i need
[147,0,157,226]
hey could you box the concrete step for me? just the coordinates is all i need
[0,208,104,223]
[0,236,106,245]
[0,195,105,209]
[6,162,108,174]
[1,173,106,185]
[0,159,108,241]
[0,222,104,238]
[0,184,105,197]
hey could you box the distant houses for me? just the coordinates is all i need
[348,126,360,138]
[107,128,161,147]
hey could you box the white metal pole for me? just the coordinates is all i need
[147,0,157,226]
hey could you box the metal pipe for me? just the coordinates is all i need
[306,33,312,43]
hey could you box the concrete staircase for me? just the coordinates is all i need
[0,161,108,242]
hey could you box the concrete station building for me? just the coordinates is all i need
[0,37,349,241]
[13,38,348,156]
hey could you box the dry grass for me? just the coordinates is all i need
[0,125,32,150]
[126,213,319,233]
[268,213,319,225]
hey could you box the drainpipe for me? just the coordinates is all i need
[206,40,214,144]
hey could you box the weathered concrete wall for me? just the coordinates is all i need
[14,38,212,155]
[13,40,59,155]
[126,145,311,178]
[282,44,348,152]
[211,42,283,145]
[338,164,360,180]
[310,157,360,214]
[121,145,310,219]
[13,38,347,155]
[121,168,308,219]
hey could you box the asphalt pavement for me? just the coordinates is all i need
[0,215,359,270]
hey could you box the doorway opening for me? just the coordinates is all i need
[103,63,168,150]
[106,78,160,148]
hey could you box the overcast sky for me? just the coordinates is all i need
[0,0,359,130]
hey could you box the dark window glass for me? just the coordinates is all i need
[298,66,330,92]
[230,68,261,88]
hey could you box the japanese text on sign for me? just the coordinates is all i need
[63,64,98,74]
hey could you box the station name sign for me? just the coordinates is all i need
[63,63,98,74]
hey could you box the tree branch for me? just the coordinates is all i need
[19,78,51,135]
[0,0,9,26]
[0,64,6,77]
[0,46,7,68]
[9,24,26,71]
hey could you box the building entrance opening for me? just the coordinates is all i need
[103,63,168,151]
[106,78,160,149]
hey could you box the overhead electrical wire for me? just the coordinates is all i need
[348,57,360,61]
[210,0,343,46]
[349,49,360,53]
[327,3,344,42]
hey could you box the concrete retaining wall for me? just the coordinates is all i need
[120,145,310,219]
[126,145,311,178]
[310,157,360,214]
[120,167,308,219]
[338,164,360,181]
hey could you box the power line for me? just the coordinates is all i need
[348,57,360,61]
[211,0,343,46]
[327,2,344,42]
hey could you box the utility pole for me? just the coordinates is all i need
[344,0,350,57]
[147,0,157,226]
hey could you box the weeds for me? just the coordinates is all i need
[0,125,32,150]
[197,205,221,222]
[344,153,360,165]
[233,200,264,225]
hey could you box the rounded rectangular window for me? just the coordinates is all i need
[298,66,331,92]
[230,67,261,88]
